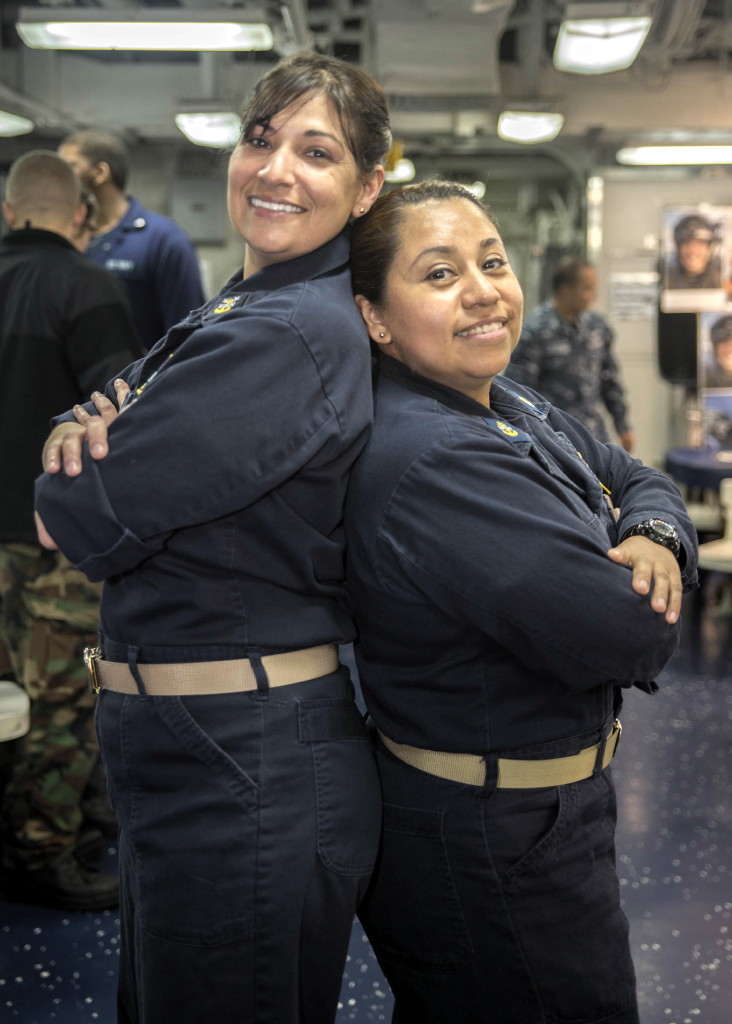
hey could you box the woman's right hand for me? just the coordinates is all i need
[43,379,131,476]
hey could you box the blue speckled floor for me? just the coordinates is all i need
[1,589,730,1023]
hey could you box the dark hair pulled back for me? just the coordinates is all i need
[350,180,496,304]
[240,53,391,180]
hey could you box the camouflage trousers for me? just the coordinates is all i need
[0,543,102,868]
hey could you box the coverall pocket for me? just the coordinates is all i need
[486,784,576,893]
[359,802,473,972]
[298,698,381,876]
[497,775,612,898]
[489,773,636,1021]
[99,692,260,945]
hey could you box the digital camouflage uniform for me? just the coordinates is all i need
[0,543,102,868]
[504,300,631,445]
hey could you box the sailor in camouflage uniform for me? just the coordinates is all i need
[504,255,634,452]
[0,151,142,909]
[0,548,101,863]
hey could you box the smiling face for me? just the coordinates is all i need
[715,337,732,373]
[357,197,523,406]
[678,237,712,276]
[227,91,383,277]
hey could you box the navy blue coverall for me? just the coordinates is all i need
[345,355,698,1024]
[35,230,381,1024]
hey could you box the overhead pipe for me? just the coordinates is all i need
[279,1,314,53]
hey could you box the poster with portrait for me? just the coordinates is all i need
[660,205,727,313]
[699,312,732,389]
[701,388,732,453]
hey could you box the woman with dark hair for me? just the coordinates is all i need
[35,53,391,1024]
[347,181,698,1024]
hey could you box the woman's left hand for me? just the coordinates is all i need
[606,536,683,624]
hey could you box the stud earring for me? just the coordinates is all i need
[359,207,365,214]
[378,332,385,338]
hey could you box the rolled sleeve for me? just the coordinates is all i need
[35,459,163,581]
[376,435,683,691]
[35,310,339,580]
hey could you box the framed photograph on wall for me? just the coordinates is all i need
[661,206,726,313]
[701,388,732,452]
[699,313,732,389]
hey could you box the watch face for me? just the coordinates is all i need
[650,519,676,539]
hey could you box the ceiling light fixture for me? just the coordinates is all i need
[15,8,274,52]
[0,110,34,137]
[497,110,565,144]
[616,145,732,165]
[553,2,652,75]
[175,111,241,148]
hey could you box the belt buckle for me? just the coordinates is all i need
[83,646,102,694]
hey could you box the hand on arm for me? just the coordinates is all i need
[43,379,131,476]
[606,536,683,624]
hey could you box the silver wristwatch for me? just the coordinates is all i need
[621,518,681,560]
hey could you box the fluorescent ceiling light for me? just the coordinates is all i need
[617,145,732,165]
[384,158,416,183]
[175,112,241,148]
[497,110,564,144]
[16,8,274,51]
[0,110,34,137]
[553,3,651,74]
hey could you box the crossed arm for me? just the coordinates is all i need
[35,380,130,551]
[37,379,684,625]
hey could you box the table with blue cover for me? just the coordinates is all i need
[664,447,732,492]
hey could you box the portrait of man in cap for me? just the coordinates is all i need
[703,313,732,388]
[664,210,723,291]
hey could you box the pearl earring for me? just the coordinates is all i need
[359,207,365,214]
[378,332,385,338]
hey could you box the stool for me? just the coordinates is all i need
[697,478,732,572]
[697,478,732,615]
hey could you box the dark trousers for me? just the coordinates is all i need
[96,667,381,1024]
[361,741,640,1024]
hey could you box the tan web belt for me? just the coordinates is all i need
[379,720,622,789]
[83,644,339,695]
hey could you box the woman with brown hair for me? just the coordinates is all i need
[35,53,391,1024]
